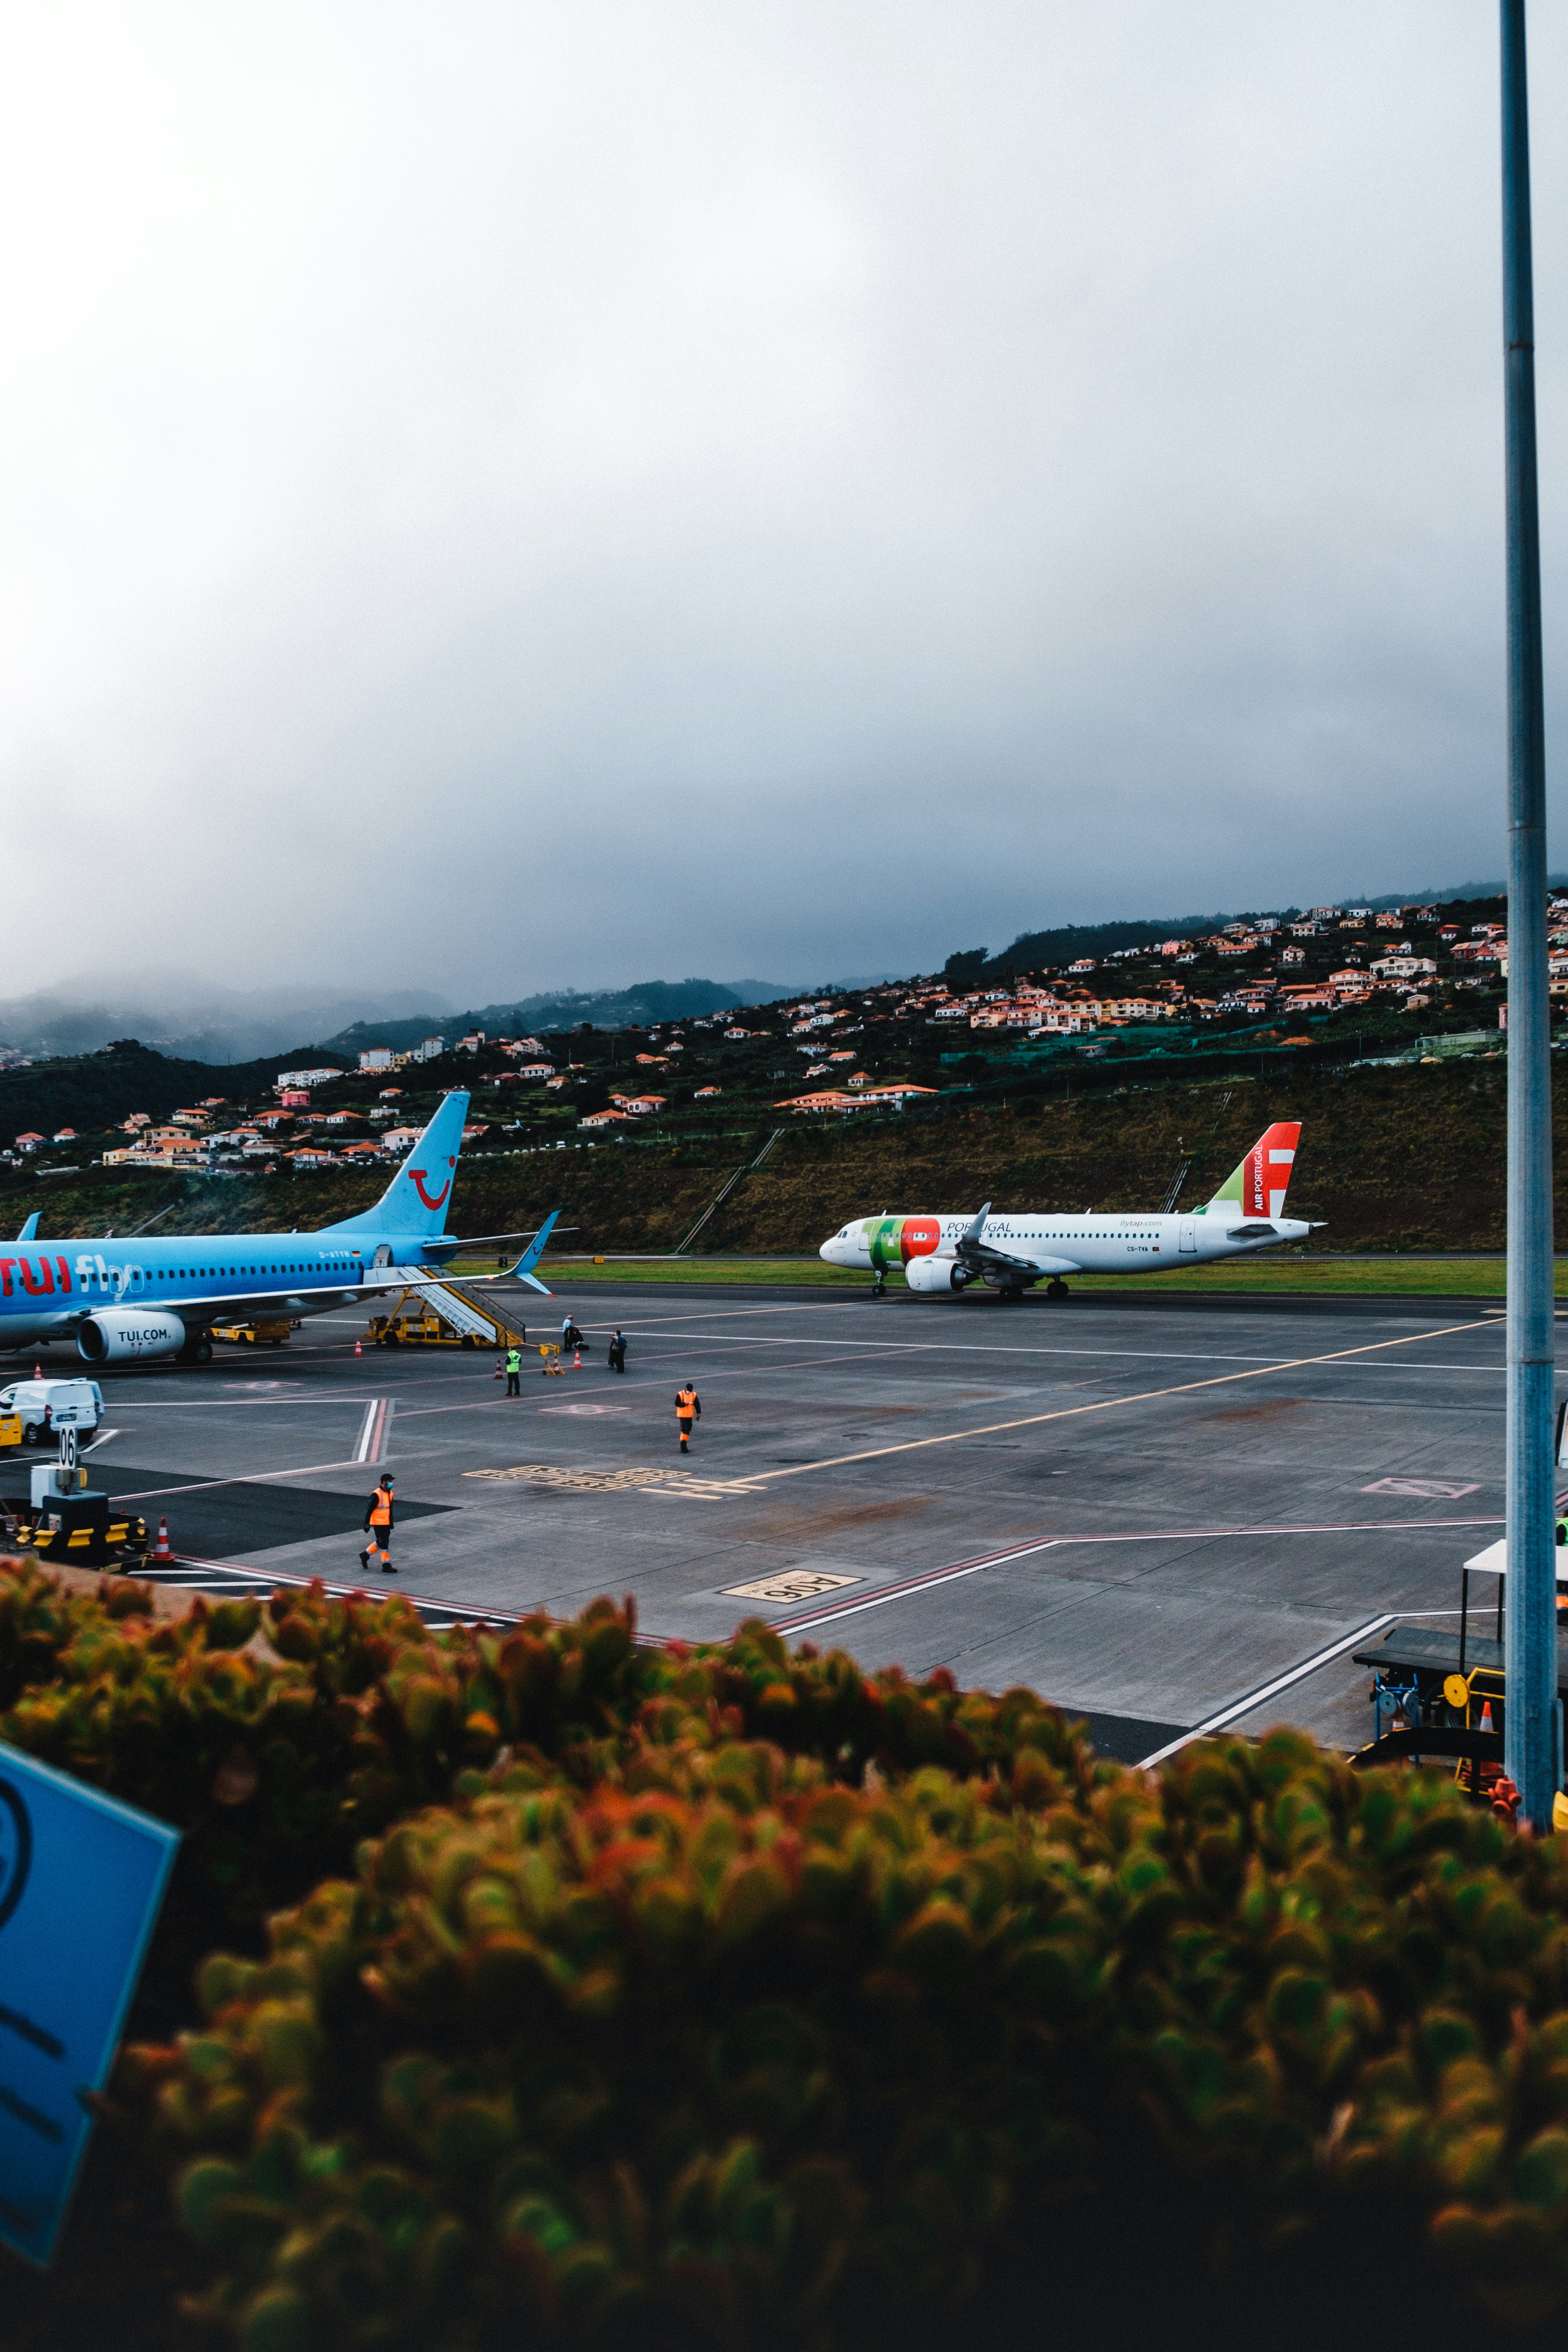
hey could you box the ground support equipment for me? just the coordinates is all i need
[2,1490,149,1571]
[367,1271,530,1355]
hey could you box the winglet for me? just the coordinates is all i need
[511,1209,560,1296]
[961,1202,991,1245]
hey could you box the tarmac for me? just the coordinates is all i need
[34,1276,1524,1765]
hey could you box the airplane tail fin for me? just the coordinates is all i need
[1207,1122,1302,1220]
[14,1213,38,1242]
[511,1210,559,1296]
[321,1092,470,1236]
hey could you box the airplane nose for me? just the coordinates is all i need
[819,1239,835,1263]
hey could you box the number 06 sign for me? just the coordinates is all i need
[0,1743,178,2265]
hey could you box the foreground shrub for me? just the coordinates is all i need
[0,1563,1087,2015]
[129,1728,1568,2350]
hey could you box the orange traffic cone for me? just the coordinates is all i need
[573,1346,582,1369]
[1479,1699,1494,1733]
[354,1337,362,1357]
[33,1363,41,1380]
[152,1516,173,1563]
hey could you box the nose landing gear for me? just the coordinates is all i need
[1046,1279,1069,1302]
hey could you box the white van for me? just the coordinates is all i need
[0,1378,103,1446]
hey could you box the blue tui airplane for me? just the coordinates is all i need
[0,1091,559,1365]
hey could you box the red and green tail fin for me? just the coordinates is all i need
[1207,1122,1302,1219]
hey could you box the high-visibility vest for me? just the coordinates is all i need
[677,1389,697,1416]
[506,1350,521,1372]
[370,1488,393,1525]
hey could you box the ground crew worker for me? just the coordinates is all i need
[608,1328,627,1374]
[359,1475,396,1574]
[505,1344,522,1396]
[675,1382,700,1452]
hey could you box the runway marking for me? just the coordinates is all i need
[596,1327,1506,1375]
[1136,1616,1399,1767]
[354,1398,392,1463]
[82,1428,119,1453]
[110,1459,368,1502]
[766,1536,1068,1633]
[540,1403,632,1416]
[106,1393,383,1410]
[464,1463,688,1493]
[138,1554,514,1630]
[737,1318,1496,1487]
[1362,1477,1480,1499]
[642,1479,767,1502]
[729,1569,859,1603]
[757,1509,1501,1640]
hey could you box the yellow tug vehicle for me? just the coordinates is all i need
[1352,1536,1568,1824]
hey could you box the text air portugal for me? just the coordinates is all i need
[1240,1124,1301,1221]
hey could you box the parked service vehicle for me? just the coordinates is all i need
[0,1377,103,1446]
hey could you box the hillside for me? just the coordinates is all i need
[318,977,799,1057]
[0,1039,340,1146]
[0,1060,1537,1257]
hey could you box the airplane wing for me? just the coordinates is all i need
[954,1204,1080,1281]
[962,1242,1081,1278]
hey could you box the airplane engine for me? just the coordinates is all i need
[905,1254,974,1295]
[76,1309,187,1364]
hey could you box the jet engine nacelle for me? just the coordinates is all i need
[76,1309,187,1364]
[905,1254,974,1295]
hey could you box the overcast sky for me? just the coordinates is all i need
[2,2,1564,1006]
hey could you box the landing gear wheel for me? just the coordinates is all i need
[460,1335,475,1349]
[194,1337,213,1363]
[872,1277,885,1298]
[1046,1279,1069,1301]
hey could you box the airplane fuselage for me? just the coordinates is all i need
[0,1233,412,1351]
[819,1205,1312,1286]
[0,1089,486,1360]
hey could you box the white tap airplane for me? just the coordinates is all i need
[818,1122,1315,1299]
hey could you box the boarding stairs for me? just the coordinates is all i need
[365,1265,531,1350]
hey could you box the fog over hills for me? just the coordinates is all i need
[0,971,807,1066]
[0,875,1544,1068]
[0,974,457,1066]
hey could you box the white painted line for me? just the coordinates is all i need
[770,1537,1067,1634]
[82,1428,119,1453]
[1136,1615,1398,1768]
[352,1397,392,1463]
[743,1318,1498,1490]
[110,1459,366,1502]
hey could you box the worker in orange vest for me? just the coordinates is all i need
[675,1383,701,1452]
[359,1475,396,1574]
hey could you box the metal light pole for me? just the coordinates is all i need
[1500,0,1559,1830]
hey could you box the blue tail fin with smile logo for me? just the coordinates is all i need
[322,1092,470,1236]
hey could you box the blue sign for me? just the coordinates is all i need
[0,1740,179,2266]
